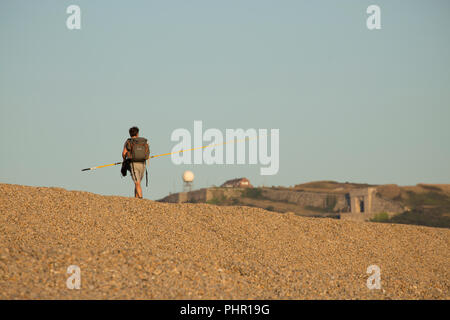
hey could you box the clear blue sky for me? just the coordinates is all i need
[1,0,449,200]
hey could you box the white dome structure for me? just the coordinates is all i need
[182,170,194,192]
[182,170,194,183]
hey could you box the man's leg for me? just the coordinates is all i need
[135,180,143,198]
[131,162,141,198]
[131,162,144,199]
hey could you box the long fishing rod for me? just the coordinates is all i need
[81,136,253,172]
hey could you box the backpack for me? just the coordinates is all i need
[126,137,150,162]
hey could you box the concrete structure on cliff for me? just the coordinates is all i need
[340,187,402,221]
[159,180,405,222]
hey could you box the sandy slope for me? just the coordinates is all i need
[0,183,448,299]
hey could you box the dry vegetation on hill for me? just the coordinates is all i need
[0,183,449,299]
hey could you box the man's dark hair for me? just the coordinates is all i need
[129,126,139,137]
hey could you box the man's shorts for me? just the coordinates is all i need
[130,161,146,183]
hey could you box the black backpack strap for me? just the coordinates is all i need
[145,167,148,187]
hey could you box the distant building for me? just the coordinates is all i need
[221,178,253,188]
[340,187,404,221]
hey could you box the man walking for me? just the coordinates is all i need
[122,126,149,198]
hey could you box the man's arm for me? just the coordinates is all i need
[122,146,128,160]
